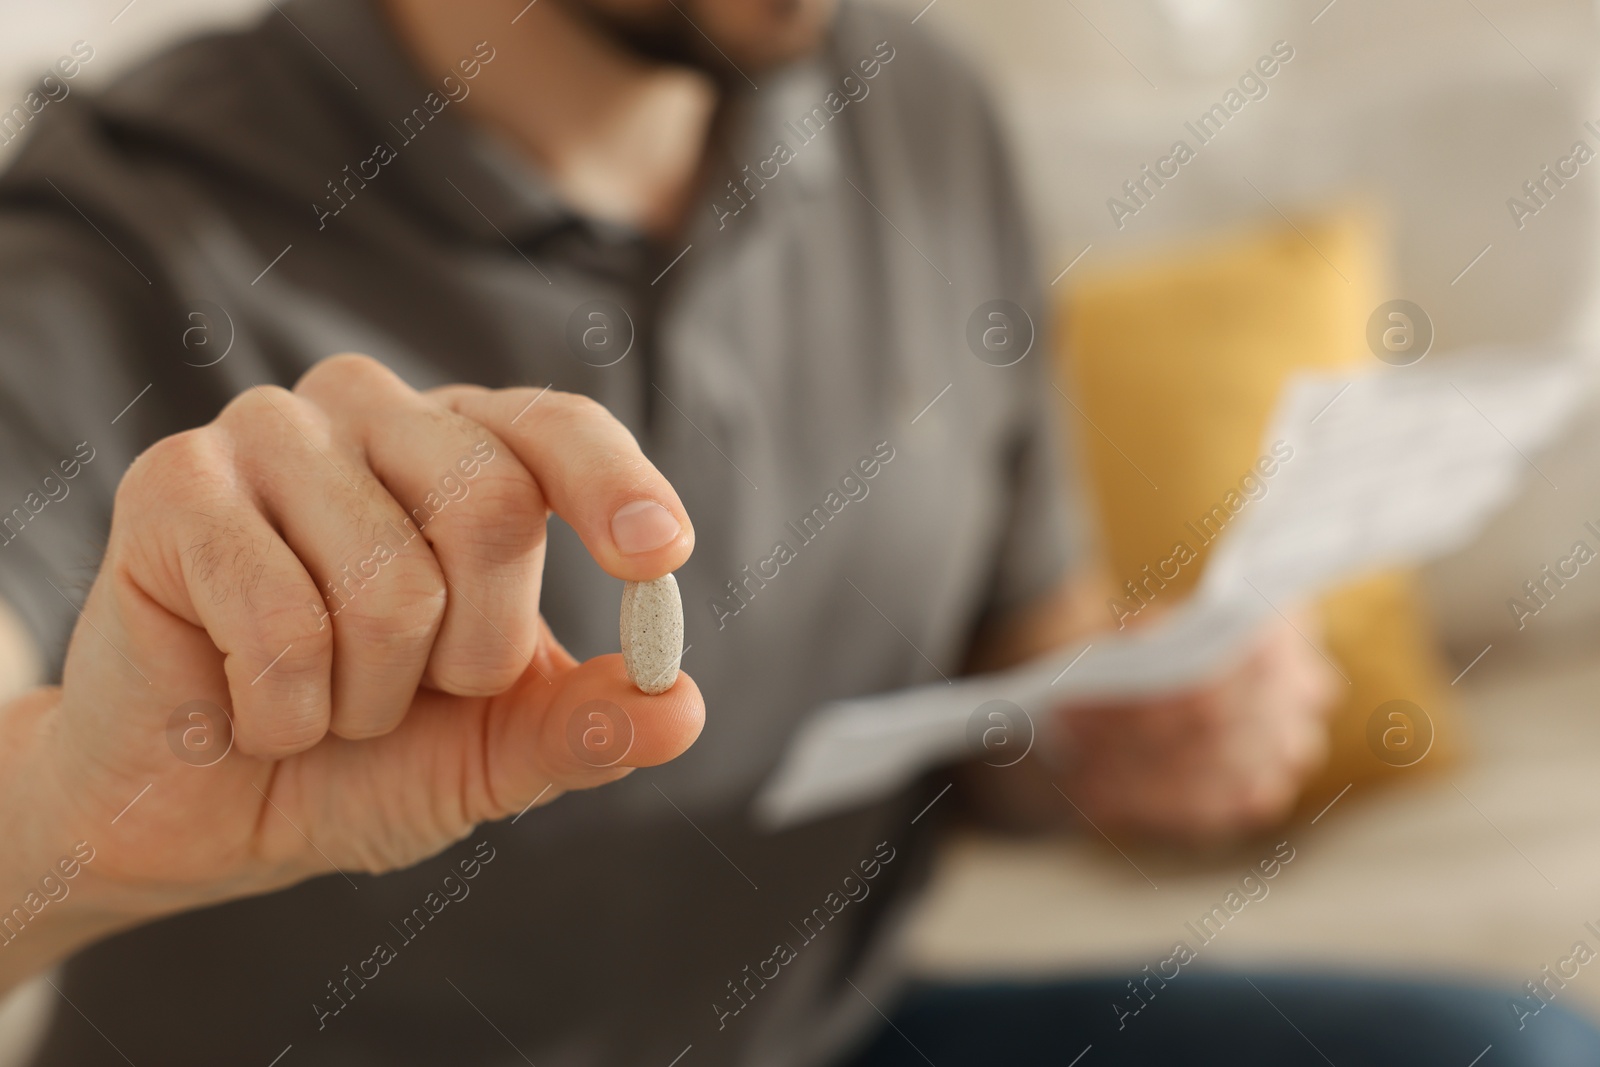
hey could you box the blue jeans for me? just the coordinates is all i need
[839,973,1600,1066]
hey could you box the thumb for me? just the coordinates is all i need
[469,632,704,822]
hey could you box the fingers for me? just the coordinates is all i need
[1265,611,1342,722]
[111,428,334,758]
[217,384,447,741]
[109,357,697,768]
[294,357,546,697]
[1060,620,1337,841]
[434,385,694,582]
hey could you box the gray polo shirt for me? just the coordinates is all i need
[0,1,1083,1064]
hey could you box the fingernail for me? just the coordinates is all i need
[611,499,681,555]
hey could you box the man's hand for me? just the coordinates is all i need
[0,355,703,984]
[1056,614,1338,843]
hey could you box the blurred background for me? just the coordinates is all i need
[6,0,1600,1056]
[881,0,1600,1026]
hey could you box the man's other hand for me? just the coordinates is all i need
[1056,614,1338,843]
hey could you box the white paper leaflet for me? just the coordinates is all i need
[754,351,1593,829]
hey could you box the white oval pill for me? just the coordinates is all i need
[620,573,683,695]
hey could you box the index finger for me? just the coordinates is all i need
[432,386,694,581]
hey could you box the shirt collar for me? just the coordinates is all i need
[277,0,841,247]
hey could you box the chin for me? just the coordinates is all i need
[726,0,840,68]
[565,0,839,73]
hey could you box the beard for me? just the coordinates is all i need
[547,0,734,81]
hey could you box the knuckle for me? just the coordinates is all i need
[439,473,545,560]
[430,382,489,405]
[242,704,329,755]
[295,352,396,396]
[1242,782,1296,826]
[219,383,304,434]
[333,557,447,648]
[249,602,335,673]
[229,612,332,755]
[539,389,612,426]
[116,428,222,512]
[431,642,525,695]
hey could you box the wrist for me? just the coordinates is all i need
[0,688,131,995]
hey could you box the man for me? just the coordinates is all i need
[0,1,1591,1064]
